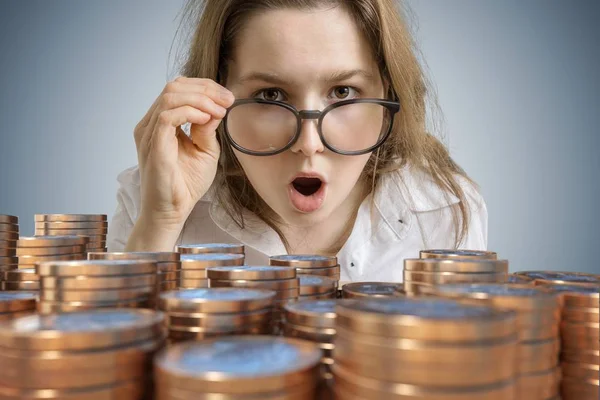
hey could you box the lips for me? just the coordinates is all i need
[288,173,327,213]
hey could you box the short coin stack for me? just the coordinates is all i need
[155,336,322,399]
[158,288,276,343]
[34,214,108,253]
[430,284,562,400]
[16,235,87,269]
[36,259,157,314]
[299,275,337,300]
[515,270,600,287]
[177,243,245,255]
[270,255,340,288]
[341,282,402,299]
[0,292,36,321]
[2,269,39,291]
[180,253,245,289]
[550,285,599,400]
[89,251,181,293]
[403,258,509,296]
[0,309,165,399]
[420,249,498,260]
[0,216,18,285]
[207,266,299,334]
[332,298,519,399]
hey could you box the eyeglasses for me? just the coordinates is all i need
[223,98,401,156]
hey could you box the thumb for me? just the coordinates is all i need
[190,117,222,155]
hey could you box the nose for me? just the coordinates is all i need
[290,111,325,156]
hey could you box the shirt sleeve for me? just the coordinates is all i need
[106,166,141,252]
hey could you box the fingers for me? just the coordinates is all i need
[152,106,214,150]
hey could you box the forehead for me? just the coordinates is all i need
[227,6,380,85]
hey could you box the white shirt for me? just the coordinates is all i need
[107,165,488,283]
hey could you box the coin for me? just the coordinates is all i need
[0,256,18,266]
[295,266,340,277]
[166,324,272,342]
[209,278,299,290]
[342,282,401,299]
[284,300,339,329]
[547,284,599,308]
[299,275,337,295]
[40,274,156,290]
[0,248,16,257]
[561,349,600,365]
[3,281,39,291]
[405,258,509,273]
[180,253,245,268]
[419,249,498,260]
[176,243,245,254]
[154,336,322,394]
[283,323,335,343]
[3,268,38,281]
[0,232,19,241]
[0,240,17,250]
[0,215,18,224]
[0,223,19,233]
[36,260,157,276]
[299,292,337,300]
[508,274,531,284]
[158,288,276,314]
[18,254,85,264]
[16,245,86,256]
[34,228,107,236]
[17,236,88,248]
[518,338,560,373]
[35,214,107,222]
[517,366,560,400]
[179,279,209,289]
[516,270,600,285]
[207,266,296,281]
[0,309,165,350]
[165,308,271,328]
[0,292,37,313]
[36,299,151,314]
[270,255,338,268]
[40,286,154,302]
[562,307,599,323]
[405,270,508,285]
[179,270,208,279]
[88,251,180,262]
[0,379,144,399]
[35,221,108,229]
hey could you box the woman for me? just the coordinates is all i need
[107,0,488,283]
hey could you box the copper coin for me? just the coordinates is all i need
[154,336,322,394]
[283,323,335,343]
[157,262,181,273]
[18,236,88,248]
[167,324,272,342]
[0,379,144,399]
[207,266,296,281]
[561,349,600,365]
[35,214,107,222]
[37,298,151,314]
[420,249,498,260]
[562,307,599,323]
[209,278,299,290]
[179,279,209,289]
[36,260,157,276]
[35,228,108,236]
[0,232,18,241]
[284,299,339,329]
[406,258,508,274]
[546,284,599,308]
[518,338,560,374]
[16,245,86,256]
[18,253,84,264]
[516,270,600,285]
[180,253,245,269]
[40,286,154,302]
[40,274,156,290]
[0,240,17,249]
[0,215,18,224]
[35,221,108,229]
[179,269,208,279]
[158,288,275,313]
[299,292,337,300]
[176,243,245,254]
[0,223,19,233]
[3,268,38,281]
[0,248,16,257]
[2,281,39,291]
[517,366,561,400]
[342,282,402,298]
[561,362,599,381]
[0,292,37,313]
[270,255,338,268]
[295,266,340,277]
[160,280,179,292]
[404,270,507,284]
[560,378,600,400]
[88,251,179,262]
[0,256,18,265]
[299,275,337,295]
[165,309,271,329]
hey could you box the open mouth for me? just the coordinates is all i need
[292,177,323,197]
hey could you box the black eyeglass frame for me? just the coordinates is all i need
[222,98,401,156]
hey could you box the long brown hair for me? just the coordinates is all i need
[174,0,473,250]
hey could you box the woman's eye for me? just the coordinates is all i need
[331,86,358,100]
[256,88,284,101]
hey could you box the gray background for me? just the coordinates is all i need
[0,1,598,273]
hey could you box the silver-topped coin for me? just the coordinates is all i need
[341,298,498,319]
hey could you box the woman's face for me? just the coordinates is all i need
[226,6,385,227]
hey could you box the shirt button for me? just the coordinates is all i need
[350,262,355,267]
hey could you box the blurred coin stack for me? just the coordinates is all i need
[431,284,561,400]
[89,251,181,295]
[177,243,245,255]
[155,336,322,400]
[550,285,599,400]
[420,249,498,260]
[0,309,165,399]
[341,282,402,299]
[158,288,275,343]
[284,300,340,400]
[16,236,87,270]
[2,269,39,291]
[179,253,245,289]
[270,255,340,288]
[0,216,18,288]
[515,270,600,287]
[0,292,36,321]
[332,297,519,399]
[508,274,532,284]
[403,258,509,296]
[299,275,337,300]
[34,214,107,253]
[208,266,299,334]
[36,259,157,314]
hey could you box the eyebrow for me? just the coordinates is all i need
[235,69,377,86]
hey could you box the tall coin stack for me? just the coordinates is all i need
[270,255,340,288]
[207,266,299,334]
[333,298,519,399]
[89,251,181,295]
[515,271,600,287]
[284,299,340,400]
[341,282,402,299]
[0,292,36,321]
[403,258,509,296]
[0,216,18,289]
[2,269,39,291]
[34,214,108,253]
[36,259,157,314]
[180,253,245,289]
[158,288,276,343]
[16,236,87,269]
[430,284,561,400]
[299,275,337,300]
[420,249,498,260]
[177,243,245,255]
[155,336,322,400]
[550,285,599,400]
[0,310,165,399]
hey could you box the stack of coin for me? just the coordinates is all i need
[332,298,519,399]
[299,275,337,300]
[16,236,87,270]
[420,249,498,260]
[0,292,36,321]
[270,255,340,287]
[430,284,561,400]
[508,274,532,284]
[0,309,165,398]
[180,253,245,289]
[89,251,181,293]
[207,266,299,334]
[1,269,39,291]
[0,216,18,286]
[155,336,322,399]
[34,214,108,253]
[341,282,402,299]
[549,285,599,400]
[36,259,157,313]
[177,243,245,255]
[158,288,276,343]
[515,270,600,287]
[403,258,509,296]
